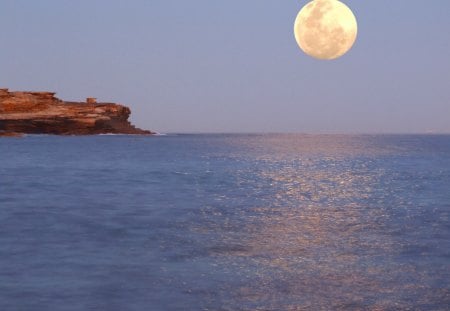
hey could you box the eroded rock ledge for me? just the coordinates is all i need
[0,89,152,135]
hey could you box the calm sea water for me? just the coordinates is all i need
[0,134,449,310]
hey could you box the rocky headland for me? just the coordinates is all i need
[0,89,152,135]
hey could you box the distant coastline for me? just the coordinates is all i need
[0,88,153,136]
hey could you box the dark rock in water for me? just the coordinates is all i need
[0,88,153,135]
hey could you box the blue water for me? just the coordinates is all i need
[0,134,449,310]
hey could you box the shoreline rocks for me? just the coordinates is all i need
[0,89,153,135]
[0,131,24,137]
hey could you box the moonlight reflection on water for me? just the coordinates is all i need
[0,134,449,310]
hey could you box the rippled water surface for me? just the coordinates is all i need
[1,134,449,310]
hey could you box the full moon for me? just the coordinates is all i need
[294,0,358,60]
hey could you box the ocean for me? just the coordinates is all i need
[0,134,449,310]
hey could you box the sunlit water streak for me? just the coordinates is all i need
[0,134,449,310]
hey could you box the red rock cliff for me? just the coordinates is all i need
[0,89,152,135]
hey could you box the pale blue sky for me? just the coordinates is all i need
[1,0,449,133]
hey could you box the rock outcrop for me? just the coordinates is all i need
[0,89,152,135]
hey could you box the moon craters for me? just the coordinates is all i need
[294,0,358,60]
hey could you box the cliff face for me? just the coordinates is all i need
[0,89,152,135]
